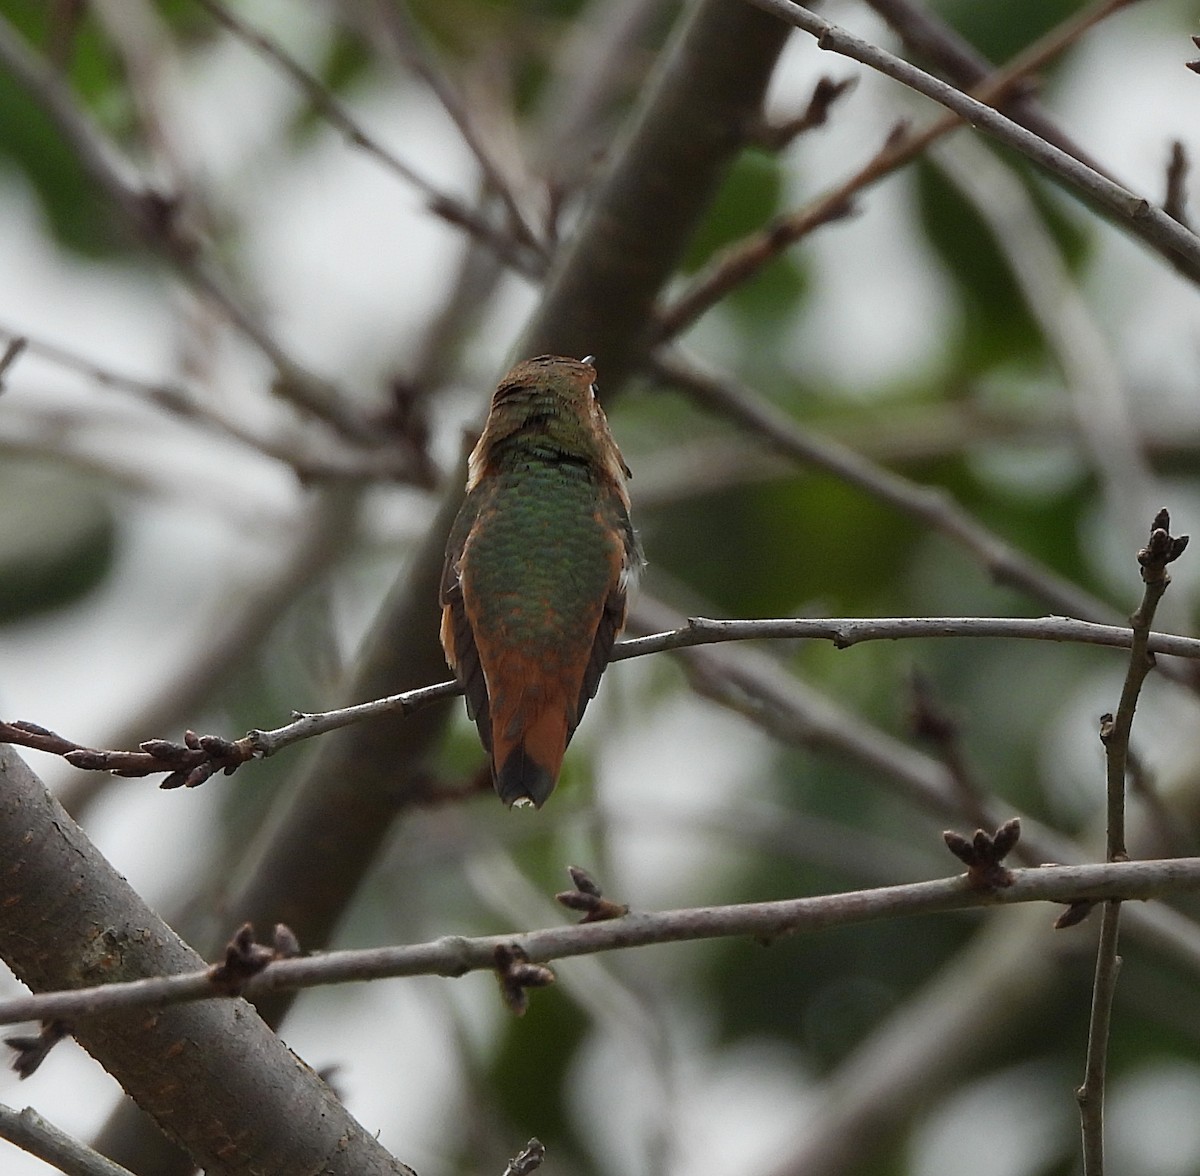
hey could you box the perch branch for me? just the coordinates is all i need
[5,613,1200,787]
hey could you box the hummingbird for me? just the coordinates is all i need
[440,354,640,808]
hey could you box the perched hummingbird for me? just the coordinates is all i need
[440,354,640,808]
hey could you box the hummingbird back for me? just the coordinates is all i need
[440,355,639,807]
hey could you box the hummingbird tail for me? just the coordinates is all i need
[492,707,569,808]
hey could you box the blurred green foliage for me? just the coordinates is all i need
[0,462,116,622]
[487,989,594,1175]
[643,473,919,618]
[915,155,1090,373]
[931,0,1086,63]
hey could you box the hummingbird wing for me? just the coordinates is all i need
[575,493,641,723]
[439,488,493,754]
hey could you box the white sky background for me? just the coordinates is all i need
[3,1,1200,1174]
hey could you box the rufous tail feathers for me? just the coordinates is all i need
[491,705,570,808]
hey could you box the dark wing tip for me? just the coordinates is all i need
[495,746,557,809]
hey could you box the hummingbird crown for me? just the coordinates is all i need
[467,355,630,494]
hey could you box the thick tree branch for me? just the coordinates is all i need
[0,747,414,1176]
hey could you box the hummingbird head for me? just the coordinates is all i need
[467,355,630,491]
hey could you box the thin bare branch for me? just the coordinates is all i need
[655,190,857,338]
[502,1139,546,1176]
[0,335,25,391]
[658,0,1133,339]
[0,1104,136,1176]
[741,0,1200,281]
[934,136,1158,555]
[0,325,418,481]
[627,595,1200,1004]
[908,671,993,837]
[56,485,364,819]
[355,0,543,255]
[751,74,857,150]
[6,612,1200,788]
[1125,744,1195,858]
[1104,511,1189,861]
[192,0,538,274]
[3,857,1200,1029]
[864,0,1124,179]
[1165,139,1191,228]
[616,614,1200,660]
[0,14,382,441]
[764,905,1061,1176]
[1078,903,1122,1176]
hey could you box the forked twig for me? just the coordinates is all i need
[742,0,1200,280]
[657,0,1159,340]
[192,0,540,274]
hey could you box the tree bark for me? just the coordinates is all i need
[0,746,414,1176]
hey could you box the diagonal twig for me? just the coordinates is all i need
[1164,140,1191,228]
[0,14,382,442]
[0,325,422,481]
[192,0,540,274]
[653,352,1131,625]
[356,0,544,256]
[658,0,1135,340]
[741,0,1200,281]
[865,0,1125,179]
[0,1103,136,1176]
